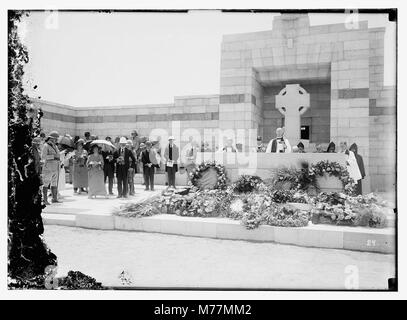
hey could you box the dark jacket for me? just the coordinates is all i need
[102,150,115,173]
[113,147,136,171]
[141,149,159,168]
[350,143,365,179]
[31,146,42,175]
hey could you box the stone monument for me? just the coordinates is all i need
[275,84,310,144]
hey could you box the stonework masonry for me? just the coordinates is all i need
[34,13,396,193]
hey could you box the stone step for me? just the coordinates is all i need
[113,214,395,254]
[42,213,76,227]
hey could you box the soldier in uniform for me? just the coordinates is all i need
[41,131,61,205]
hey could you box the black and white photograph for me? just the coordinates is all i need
[4,0,405,301]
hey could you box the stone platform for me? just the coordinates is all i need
[43,185,396,254]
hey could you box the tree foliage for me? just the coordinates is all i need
[8,10,57,281]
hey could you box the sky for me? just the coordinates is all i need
[19,11,396,107]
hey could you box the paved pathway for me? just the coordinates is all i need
[44,225,395,290]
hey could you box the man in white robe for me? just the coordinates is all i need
[339,141,362,183]
[266,128,292,153]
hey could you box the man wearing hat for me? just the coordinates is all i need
[114,137,136,198]
[41,131,61,204]
[126,139,136,196]
[102,137,115,195]
[141,141,159,191]
[131,130,141,173]
[163,136,180,189]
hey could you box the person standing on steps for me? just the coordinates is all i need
[114,137,136,198]
[181,138,198,184]
[164,136,179,189]
[339,141,362,194]
[41,131,61,204]
[126,139,136,196]
[87,145,107,199]
[265,127,292,153]
[349,143,366,195]
[141,141,158,191]
[71,139,89,194]
[101,142,115,196]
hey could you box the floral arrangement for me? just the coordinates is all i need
[310,192,388,228]
[113,195,161,218]
[272,166,303,190]
[88,160,102,170]
[232,174,264,193]
[178,189,225,217]
[309,160,356,195]
[272,161,356,195]
[272,162,319,193]
[189,161,228,190]
[263,204,310,228]
[112,172,388,230]
[226,197,246,220]
[116,155,125,165]
[156,187,233,217]
[240,193,270,229]
[311,203,356,225]
[260,187,310,204]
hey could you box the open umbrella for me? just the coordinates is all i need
[90,139,116,149]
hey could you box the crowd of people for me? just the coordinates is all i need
[31,127,366,206]
[31,130,192,205]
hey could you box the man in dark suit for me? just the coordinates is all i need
[141,141,159,191]
[102,138,115,195]
[164,136,179,189]
[114,137,136,198]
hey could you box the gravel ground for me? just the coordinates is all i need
[44,225,396,290]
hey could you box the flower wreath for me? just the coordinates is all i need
[274,160,356,195]
[309,160,356,195]
[189,161,228,190]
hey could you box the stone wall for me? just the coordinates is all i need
[219,13,396,193]
[261,82,331,144]
[34,95,220,151]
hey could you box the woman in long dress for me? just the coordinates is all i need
[87,145,107,199]
[72,139,88,194]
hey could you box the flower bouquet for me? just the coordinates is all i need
[232,174,264,193]
[263,204,309,228]
[88,161,102,170]
[116,156,125,165]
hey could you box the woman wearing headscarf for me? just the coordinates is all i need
[297,142,305,153]
[349,143,365,195]
[326,142,336,153]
